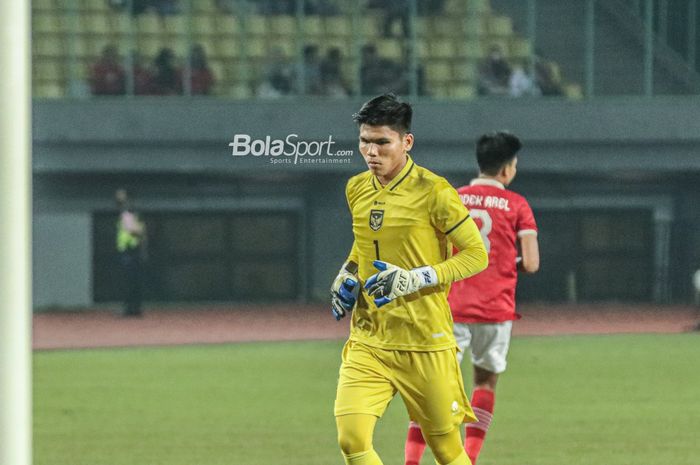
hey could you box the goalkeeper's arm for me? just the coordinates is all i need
[364,217,488,307]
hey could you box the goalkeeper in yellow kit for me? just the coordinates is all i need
[331,94,489,465]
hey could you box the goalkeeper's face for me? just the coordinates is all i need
[358,124,414,185]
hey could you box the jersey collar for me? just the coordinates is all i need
[470,178,505,190]
[372,155,415,191]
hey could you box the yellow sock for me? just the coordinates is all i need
[436,449,471,465]
[342,448,384,465]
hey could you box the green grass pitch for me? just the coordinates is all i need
[34,333,699,465]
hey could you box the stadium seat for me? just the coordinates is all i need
[87,36,114,58]
[33,0,55,11]
[34,82,65,98]
[509,38,532,58]
[109,13,131,36]
[208,60,226,83]
[360,16,381,38]
[192,14,215,36]
[444,0,464,15]
[34,60,65,81]
[463,16,485,36]
[377,40,402,60]
[245,38,267,59]
[163,16,186,35]
[138,36,162,58]
[72,37,91,58]
[323,17,351,36]
[215,15,239,36]
[301,16,322,36]
[80,13,110,34]
[430,18,461,37]
[457,40,484,59]
[414,39,429,59]
[33,35,64,57]
[246,15,268,36]
[453,62,478,82]
[451,84,476,99]
[488,16,513,36]
[213,37,240,59]
[229,84,252,99]
[270,16,296,36]
[192,0,216,14]
[136,12,160,35]
[81,0,109,12]
[271,41,295,59]
[33,13,63,33]
[429,83,449,98]
[430,40,456,59]
[426,61,452,83]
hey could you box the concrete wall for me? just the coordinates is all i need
[32,98,700,306]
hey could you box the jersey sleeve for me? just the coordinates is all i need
[429,181,489,283]
[516,197,538,237]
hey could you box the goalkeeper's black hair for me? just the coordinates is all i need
[476,131,522,175]
[352,93,412,134]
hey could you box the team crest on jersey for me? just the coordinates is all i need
[369,209,384,231]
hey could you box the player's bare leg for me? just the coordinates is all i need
[465,366,499,464]
[424,426,472,465]
[336,413,384,465]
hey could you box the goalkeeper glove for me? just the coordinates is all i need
[364,260,438,308]
[330,263,359,320]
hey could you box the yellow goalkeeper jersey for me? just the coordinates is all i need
[345,156,487,351]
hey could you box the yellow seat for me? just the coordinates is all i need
[33,13,63,33]
[453,62,478,82]
[34,82,65,98]
[108,13,132,35]
[509,38,532,58]
[451,85,475,100]
[426,61,452,83]
[212,37,239,59]
[245,38,267,59]
[81,0,109,12]
[33,36,64,57]
[431,18,461,37]
[215,15,239,36]
[270,16,296,35]
[34,60,64,81]
[323,17,351,36]
[81,13,110,34]
[246,15,267,35]
[33,0,55,11]
[564,83,583,100]
[463,16,485,36]
[430,84,449,98]
[301,16,322,36]
[229,83,252,99]
[192,0,216,14]
[457,40,484,59]
[138,36,162,58]
[208,60,226,82]
[88,37,115,58]
[430,40,456,58]
[414,40,429,59]
[72,36,92,58]
[163,16,186,35]
[192,14,215,36]
[360,16,381,38]
[136,12,160,34]
[488,16,513,36]
[377,39,402,60]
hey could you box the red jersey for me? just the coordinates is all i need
[448,178,537,323]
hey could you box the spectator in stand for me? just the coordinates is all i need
[477,45,512,96]
[509,59,540,97]
[189,44,216,95]
[257,46,294,98]
[360,44,404,95]
[298,44,322,95]
[151,47,183,95]
[319,47,349,98]
[90,44,126,96]
[534,54,564,96]
[130,51,154,95]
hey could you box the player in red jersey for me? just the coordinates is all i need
[404,131,540,465]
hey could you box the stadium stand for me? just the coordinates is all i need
[32,0,580,99]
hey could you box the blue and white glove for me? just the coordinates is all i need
[331,265,359,320]
[364,260,439,307]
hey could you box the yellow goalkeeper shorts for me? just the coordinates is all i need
[334,340,476,435]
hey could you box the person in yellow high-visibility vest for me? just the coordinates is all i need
[115,188,146,317]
